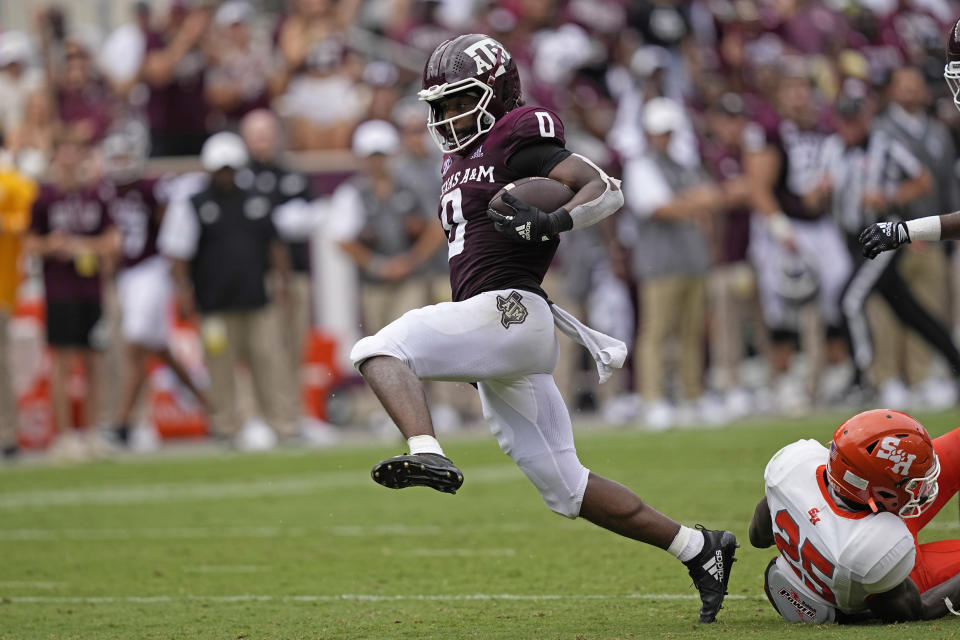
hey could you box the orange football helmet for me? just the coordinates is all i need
[827,409,940,518]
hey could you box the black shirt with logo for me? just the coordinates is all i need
[189,182,277,313]
[237,160,313,273]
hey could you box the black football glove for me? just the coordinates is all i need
[858,221,910,259]
[486,192,572,242]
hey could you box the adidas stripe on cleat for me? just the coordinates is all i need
[371,453,464,494]
[684,525,739,623]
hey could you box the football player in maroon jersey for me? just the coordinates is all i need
[349,34,738,623]
[101,128,208,445]
[859,16,960,256]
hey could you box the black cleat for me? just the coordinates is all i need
[371,453,464,494]
[684,525,738,623]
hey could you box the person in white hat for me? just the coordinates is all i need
[330,120,445,335]
[0,31,43,138]
[159,132,297,449]
[620,97,727,431]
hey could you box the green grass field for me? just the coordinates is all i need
[2,411,960,640]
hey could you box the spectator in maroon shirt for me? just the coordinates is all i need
[204,1,273,131]
[140,1,213,156]
[35,8,113,145]
[23,138,115,460]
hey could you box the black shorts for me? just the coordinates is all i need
[46,300,102,349]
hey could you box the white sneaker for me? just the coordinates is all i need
[298,417,339,447]
[85,430,120,459]
[774,376,810,416]
[914,377,958,410]
[130,422,161,453]
[723,387,753,420]
[817,362,854,405]
[696,394,729,428]
[47,432,90,463]
[751,386,775,415]
[643,400,675,432]
[879,378,911,409]
[235,419,278,452]
[601,393,642,426]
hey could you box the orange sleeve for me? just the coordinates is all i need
[907,426,960,536]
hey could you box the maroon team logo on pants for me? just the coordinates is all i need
[496,291,528,328]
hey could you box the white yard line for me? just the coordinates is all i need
[3,517,956,542]
[0,522,535,541]
[0,526,308,540]
[1,592,766,604]
[380,548,517,557]
[0,465,523,509]
[0,581,65,589]
[181,565,265,573]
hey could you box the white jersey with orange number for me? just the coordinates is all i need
[763,439,916,620]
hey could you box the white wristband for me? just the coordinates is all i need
[904,216,941,242]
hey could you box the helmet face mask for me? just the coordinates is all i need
[945,18,960,111]
[827,410,939,519]
[899,456,940,518]
[945,61,960,111]
[420,78,496,153]
[418,34,521,154]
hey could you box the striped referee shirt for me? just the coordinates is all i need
[818,129,925,236]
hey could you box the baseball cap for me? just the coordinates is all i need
[201,132,248,171]
[214,0,253,26]
[352,120,400,157]
[630,45,670,78]
[0,31,31,67]
[642,97,685,135]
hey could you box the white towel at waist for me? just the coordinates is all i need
[549,303,627,384]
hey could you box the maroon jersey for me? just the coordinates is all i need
[439,106,565,301]
[744,119,829,221]
[29,185,111,302]
[101,179,161,269]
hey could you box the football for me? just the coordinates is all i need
[489,176,575,217]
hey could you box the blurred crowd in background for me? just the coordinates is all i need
[2,0,960,461]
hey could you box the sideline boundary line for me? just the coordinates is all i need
[1,592,767,604]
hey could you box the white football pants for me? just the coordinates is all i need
[116,255,173,350]
[350,289,590,518]
[749,213,852,330]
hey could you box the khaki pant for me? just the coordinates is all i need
[274,272,313,417]
[202,307,296,439]
[638,275,706,401]
[0,311,16,448]
[360,278,429,334]
[868,244,949,386]
[708,263,765,391]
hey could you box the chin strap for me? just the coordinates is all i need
[945,597,960,616]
